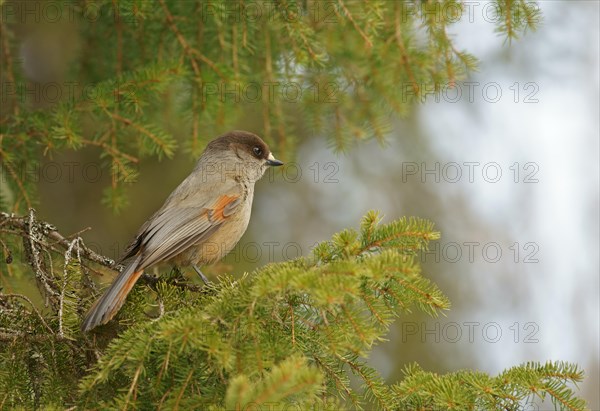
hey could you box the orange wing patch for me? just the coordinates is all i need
[209,194,241,223]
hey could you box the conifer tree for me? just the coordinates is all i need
[0,1,587,410]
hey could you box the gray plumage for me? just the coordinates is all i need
[81,131,283,331]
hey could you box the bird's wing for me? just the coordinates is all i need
[135,192,243,268]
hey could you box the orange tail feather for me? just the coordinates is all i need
[81,256,144,332]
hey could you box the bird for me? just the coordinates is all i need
[81,130,283,331]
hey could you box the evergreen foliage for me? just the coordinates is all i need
[0,210,586,409]
[1,0,540,213]
[0,1,587,409]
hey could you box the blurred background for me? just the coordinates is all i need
[2,1,598,409]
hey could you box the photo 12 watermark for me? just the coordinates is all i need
[420,241,540,264]
[0,160,343,185]
[398,1,541,25]
[400,321,540,344]
[401,81,540,104]
[200,81,339,104]
[401,162,540,184]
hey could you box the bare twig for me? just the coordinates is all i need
[25,209,60,301]
[0,210,206,294]
[1,210,116,269]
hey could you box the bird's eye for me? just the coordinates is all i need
[253,146,263,157]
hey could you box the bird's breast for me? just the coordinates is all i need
[175,190,254,266]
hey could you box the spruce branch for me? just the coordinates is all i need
[2,0,543,215]
[335,0,374,49]
[0,210,587,409]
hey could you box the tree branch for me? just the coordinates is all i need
[0,210,205,293]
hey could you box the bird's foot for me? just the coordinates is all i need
[192,264,210,285]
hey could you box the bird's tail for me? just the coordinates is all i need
[81,256,144,332]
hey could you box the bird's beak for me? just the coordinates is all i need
[266,152,284,166]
